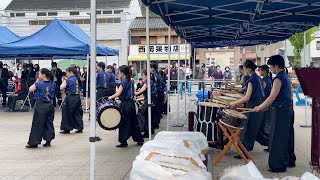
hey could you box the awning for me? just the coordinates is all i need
[141,0,320,48]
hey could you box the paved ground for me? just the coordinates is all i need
[0,94,315,180]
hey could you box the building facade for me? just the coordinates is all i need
[0,0,141,67]
[129,17,191,74]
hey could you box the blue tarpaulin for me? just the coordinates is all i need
[0,19,118,56]
[0,26,21,44]
[141,0,320,48]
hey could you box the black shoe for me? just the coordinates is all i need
[43,141,51,147]
[116,143,128,148]
[25,145,38,148]
[137,141,144,146]
[142,133,149,138]
[287,162,296,168]
[264,148,269,152]
[75,130,83,133]
[268,168,286,173]
[59,131,70,134]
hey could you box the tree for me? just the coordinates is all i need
[139,0,159,17]
[288,27,318,67]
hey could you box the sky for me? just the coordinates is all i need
[0,0,12,10]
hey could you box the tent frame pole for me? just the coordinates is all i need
[176,36,182,127]
[86,54,89,113]
[89,0,98,179]
[146,5,152,141]
[184,40,187,115]
[167,25,171,131]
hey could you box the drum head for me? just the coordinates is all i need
[198,102,225,108]
[97,106,121,131]
[223,109,247,120]
[218,96,237,101]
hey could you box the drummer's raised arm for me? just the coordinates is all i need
[135,83,147,96]
[230,82,253,107]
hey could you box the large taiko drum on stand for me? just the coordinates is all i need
[96,97,121,130]
[220,109,247,129]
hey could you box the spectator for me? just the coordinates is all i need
[224,66,232,80]
[208,63,215,78]
[7,75,28,112]
[212,65,224,87]
[0,61,9,107]
[170,63,178,94]
[51,62,62,107]
[195,63,205,90]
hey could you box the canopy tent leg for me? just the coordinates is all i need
[167,25,171,131]
[146,5,152,141]
[105,56,107,65]
[184,40,187,115]
[89,0,98,179]
[14,58,17,76]
[86,54,89,113]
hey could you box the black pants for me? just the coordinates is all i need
[8,95,26,110]
[240,99,264,151]
[0,81,7,105]
[61,95,83,131]
[27,101,55,145]
[269,106,296,169]
[53,79,62,107]
[155,92,164,125]
[144,97,157,133]
[118,100,143,144]
[256,107,272,146]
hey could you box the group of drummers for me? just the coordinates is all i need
[209,55,295,173]
[25,61,166,149]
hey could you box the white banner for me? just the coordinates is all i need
[129,44,191,55]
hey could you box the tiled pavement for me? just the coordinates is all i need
[0,95,315,180]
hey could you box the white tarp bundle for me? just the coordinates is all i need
[220,161,320,180]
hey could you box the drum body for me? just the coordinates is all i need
[195,102,224,141]
[96,98,121,130]
[220,109,247,129]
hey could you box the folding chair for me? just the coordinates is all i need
[20,92,32,110]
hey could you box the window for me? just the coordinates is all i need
[98,19,107,24]
[37,12,47,16]
[48,12,58,16]
[83,19,90,24]
[29,21,38,25]
[96,11,102,15]
[70,11,79,16]
[317,41,320,50]
[10,13,15,17]
[106,18,114,23]
[16,13,25,17]
[114,10,123,14]
[103,10,112,14]
[113,18,121,23]
[131,37,141,44]
[75,19,83,24]
[38,20,46,25]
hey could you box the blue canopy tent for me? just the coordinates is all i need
[141,0,320,48]
[0,19,118,56]
[0,26,21,44]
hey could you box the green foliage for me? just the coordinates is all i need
[139,0,159,17]
[288,26,318,67]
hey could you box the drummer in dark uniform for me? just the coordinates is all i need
[26,68,55,148]
[108,65,144,148]
[96,62,108,100]
[150,62,164,128]
[254,55,296,173]
[256,65,273,150]
[229,60,265,159]
[106,65,116,96]
[60,67,84,134]
[135,70,157,137]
